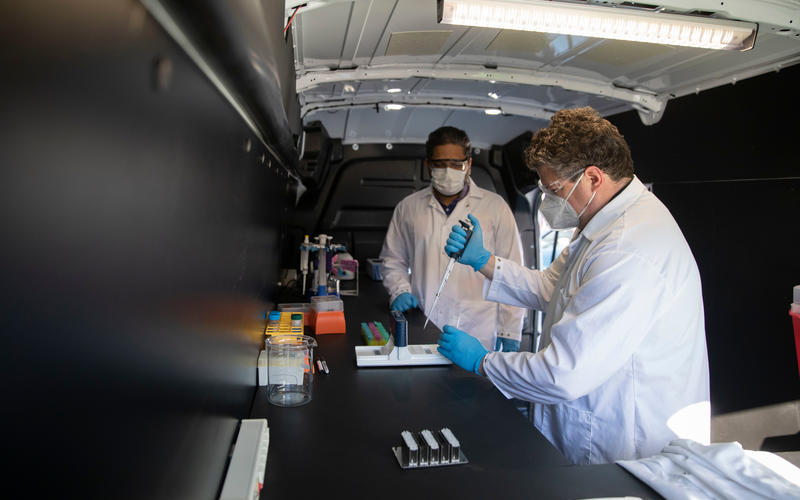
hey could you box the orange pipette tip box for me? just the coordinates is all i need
[313,310,346,334]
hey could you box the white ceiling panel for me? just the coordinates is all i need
[288,0,800,147]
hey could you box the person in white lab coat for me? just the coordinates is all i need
[380,126,525,351]
[438,107,710,465]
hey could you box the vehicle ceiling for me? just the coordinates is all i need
[287,0,800,148]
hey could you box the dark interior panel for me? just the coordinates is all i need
[152,0,301,170]
[653,180,800,414]
[0,2,292,498]
[290,143,509,265]
[608,64,800,415]
[317,155,422,263]
[4,2,798,498]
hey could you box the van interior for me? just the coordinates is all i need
[2,1,799,498]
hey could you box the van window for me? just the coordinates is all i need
[538,210,574,269]
[525,188,575,353]
[524,189,574,270]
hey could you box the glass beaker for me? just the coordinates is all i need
[265,335,318,407]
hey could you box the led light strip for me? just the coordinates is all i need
[438,0,757,51]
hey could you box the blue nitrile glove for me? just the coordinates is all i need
[391,292,419,312]
[437,325,489,375]
[494,337,520,352]
[444,213,491,272]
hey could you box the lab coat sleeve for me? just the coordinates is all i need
[484,247,568,312]
[492,202,526,342]
[379,203,413,305]
[484,249,673,404]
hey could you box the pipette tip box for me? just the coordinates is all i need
[366,258,383,281]
[310,296,346,334]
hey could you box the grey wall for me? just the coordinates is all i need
[608,64,800,415]
[0,2,292,498]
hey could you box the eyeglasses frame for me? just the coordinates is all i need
[538,167,589,196]
[426,157,470,171]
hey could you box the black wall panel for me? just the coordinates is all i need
[608,64,800,415]
[289,143,509,265]
[1,2,291,498]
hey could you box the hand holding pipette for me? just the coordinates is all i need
[444,214,491,272]
[423,217,474,330]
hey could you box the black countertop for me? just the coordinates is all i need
[253,278,661,499]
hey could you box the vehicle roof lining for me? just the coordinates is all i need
[289,0,800,146]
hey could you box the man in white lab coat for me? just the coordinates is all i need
[438,107,710,464]
[380,126,525,351]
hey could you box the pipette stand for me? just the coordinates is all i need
[301,233,347,298]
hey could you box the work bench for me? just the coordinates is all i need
[251,278,660,499]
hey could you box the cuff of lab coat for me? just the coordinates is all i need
[481,352,515,399]
[483,256,507,303]
[496,331,521,341]
[389,287,412,306]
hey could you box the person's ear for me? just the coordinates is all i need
[585,165,603,190]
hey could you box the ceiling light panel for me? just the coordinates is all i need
[438,0,758,51]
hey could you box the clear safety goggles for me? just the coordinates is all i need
[537,168,586,196]
[428,158,469,170]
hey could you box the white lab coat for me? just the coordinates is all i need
[618,439,800,500]
[380,179,525,349]
[482,176,710,464]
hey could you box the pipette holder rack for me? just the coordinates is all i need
[265,312,304,336]
[354,311,451,367]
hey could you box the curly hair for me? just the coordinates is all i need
[426,126,471,159]
[526,107,634,181]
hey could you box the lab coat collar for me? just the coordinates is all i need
[579,175,646,241]
[427,177,484,210]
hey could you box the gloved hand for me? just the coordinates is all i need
[391,292,419,312]
[495,337,520,352]
[437,325,489,374]
[444,213,491,272]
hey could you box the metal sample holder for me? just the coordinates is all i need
[392,427,468,469]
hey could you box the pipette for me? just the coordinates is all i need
[424,219,473,330]
[300,234,310,295]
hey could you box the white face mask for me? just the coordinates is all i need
[430,167,467,196]
[539,171,596,230]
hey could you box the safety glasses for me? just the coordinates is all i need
[538,168,586,196]
[428,158,469,170]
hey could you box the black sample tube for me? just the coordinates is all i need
[392,310,408,347]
